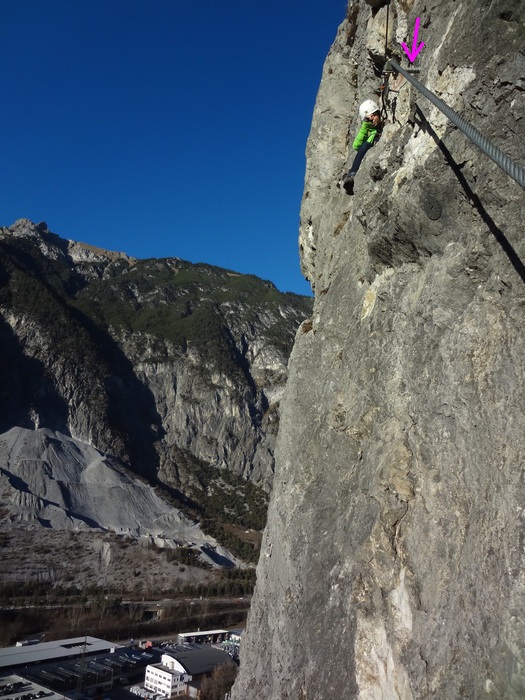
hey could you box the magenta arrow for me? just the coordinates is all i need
[400,17,425,63]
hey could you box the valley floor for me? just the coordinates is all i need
[0,530,254,648]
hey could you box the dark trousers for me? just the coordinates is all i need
[348,141,374,175]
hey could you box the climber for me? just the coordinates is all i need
[343,99,383,195]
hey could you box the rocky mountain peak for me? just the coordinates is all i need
[2,218,136,266]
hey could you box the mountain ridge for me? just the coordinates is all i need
[0,218,312,570]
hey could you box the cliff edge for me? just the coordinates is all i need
[232,0,525,697]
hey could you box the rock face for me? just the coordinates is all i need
[232,0,525,698]
[0,219,312,554]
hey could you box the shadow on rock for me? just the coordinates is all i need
[0,314,70,433]
[414,105,525,285]
[0,241,165,482]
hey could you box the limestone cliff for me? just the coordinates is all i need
[232,0,525,697]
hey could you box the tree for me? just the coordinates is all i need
[199,662,238,700]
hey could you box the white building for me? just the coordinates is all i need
[144,654,190,698]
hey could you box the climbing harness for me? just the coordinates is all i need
[386,58,525,190]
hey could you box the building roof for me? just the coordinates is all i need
[148,658,186,676]
[0,637,121,671]
[165,648,232,677]
[0,672,64,700]
[177,630,227,638]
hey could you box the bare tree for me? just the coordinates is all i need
[199,662,238,700]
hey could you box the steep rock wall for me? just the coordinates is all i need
[233,0,525,697]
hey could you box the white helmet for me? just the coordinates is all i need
[359,99,380,120]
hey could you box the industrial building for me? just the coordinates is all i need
[0,637,120,674]
[0,631,243,700]
[220,629,243,660]
[144,647,234,699]
[0,637,157,699]
[175,630,228,646]
[144,654,191,698]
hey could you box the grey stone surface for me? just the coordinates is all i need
[232,0,525,697]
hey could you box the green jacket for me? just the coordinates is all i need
[352,121,379,150]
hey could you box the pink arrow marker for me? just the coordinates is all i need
[400,17,425,63]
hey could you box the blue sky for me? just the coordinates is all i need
[1,1,347,295]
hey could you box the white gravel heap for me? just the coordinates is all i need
[0,426,239,567]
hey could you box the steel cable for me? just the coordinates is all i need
[389,58,525,190]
